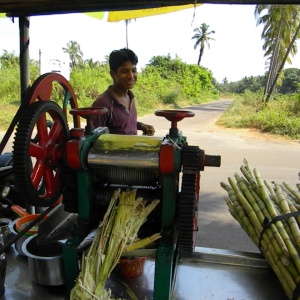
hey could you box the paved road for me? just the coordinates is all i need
[139,99,300,253]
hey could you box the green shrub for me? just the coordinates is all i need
[218,91,300,139]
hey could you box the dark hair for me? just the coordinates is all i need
[109,48,138,73]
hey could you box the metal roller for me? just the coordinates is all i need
[88,134,163,170]
[96,168,159,186]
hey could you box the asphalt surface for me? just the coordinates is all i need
[139,99,300,253]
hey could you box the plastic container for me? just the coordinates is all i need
[116,257,146,278]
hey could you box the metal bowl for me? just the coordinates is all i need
[22,234,66,286]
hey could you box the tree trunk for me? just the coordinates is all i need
[264,22,300,104]
[263,18,282,101]
[197,47,204,66]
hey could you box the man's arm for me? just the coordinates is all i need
[137,122,155,136]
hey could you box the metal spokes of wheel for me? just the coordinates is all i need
[26,72,80,128]
[13,101,69,207]
[178,146,201,258]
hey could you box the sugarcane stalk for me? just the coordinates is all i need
[240,165,261,196]
[283,182,300,204]
[223,183,251,226]
[235,173,290,259]
[228,176,262,232]
[223,181,278,252]
[261,239,295,299]
[242,158,256,182]
[280,183,299,206]
[254,169,280,219]
[123,233,161,253]
[235,173,265,222]
[274,184,300,248]
[253,170,294,263]
[285,197,300,224]
[223,163,300,300]
[224,196,234,212]
[264,180,277,203]
[233,199,259,246]
[224,195,251,236]
[226,188,259,246]
[274,184,292,214]
[71,188,160,299]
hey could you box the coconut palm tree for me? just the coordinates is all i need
[192,23,215,66]
[255,5,300,104]
[84,58,101,68]
[62,41,83,69]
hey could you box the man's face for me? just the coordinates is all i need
[110,61,138,90]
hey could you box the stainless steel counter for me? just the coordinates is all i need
[2,245,288,299]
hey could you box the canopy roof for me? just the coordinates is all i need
[0,0,298,17]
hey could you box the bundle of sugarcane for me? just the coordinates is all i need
[70,188,161,300]
[221,159,300,300]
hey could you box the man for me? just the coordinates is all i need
[92,48,155,136]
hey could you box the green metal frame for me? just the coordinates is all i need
[62,123,188,299]
[62,127,105,295]
[153,127,187,299]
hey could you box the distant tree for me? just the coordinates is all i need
[147,54,186,79]
[62,41,83,69]
[222,75,266,94]
[255,5,300,104]
[222,78,229,85]
[84,58,101,68]
[103,55,109,65]
[278,68,300,93]
[0,50,19,67]
[192,23,215,66]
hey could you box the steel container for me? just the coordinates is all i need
[22,234,66,286]
[0,218,12,247]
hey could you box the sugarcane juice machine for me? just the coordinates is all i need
[11,74,221,299]
[66,108,221,299]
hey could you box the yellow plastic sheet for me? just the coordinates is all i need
[107,4,201,22]
[84,11,105,20]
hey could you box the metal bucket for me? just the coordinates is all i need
[22,234,66,286]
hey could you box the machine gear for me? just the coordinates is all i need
[178,145,201,257]
[12,101,70,207]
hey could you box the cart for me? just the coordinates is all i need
[0,1,297,299]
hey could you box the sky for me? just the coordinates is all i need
[0,4,299,83]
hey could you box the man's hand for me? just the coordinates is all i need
[140,123,155,136]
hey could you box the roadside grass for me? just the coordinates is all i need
[217,91,300,140]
